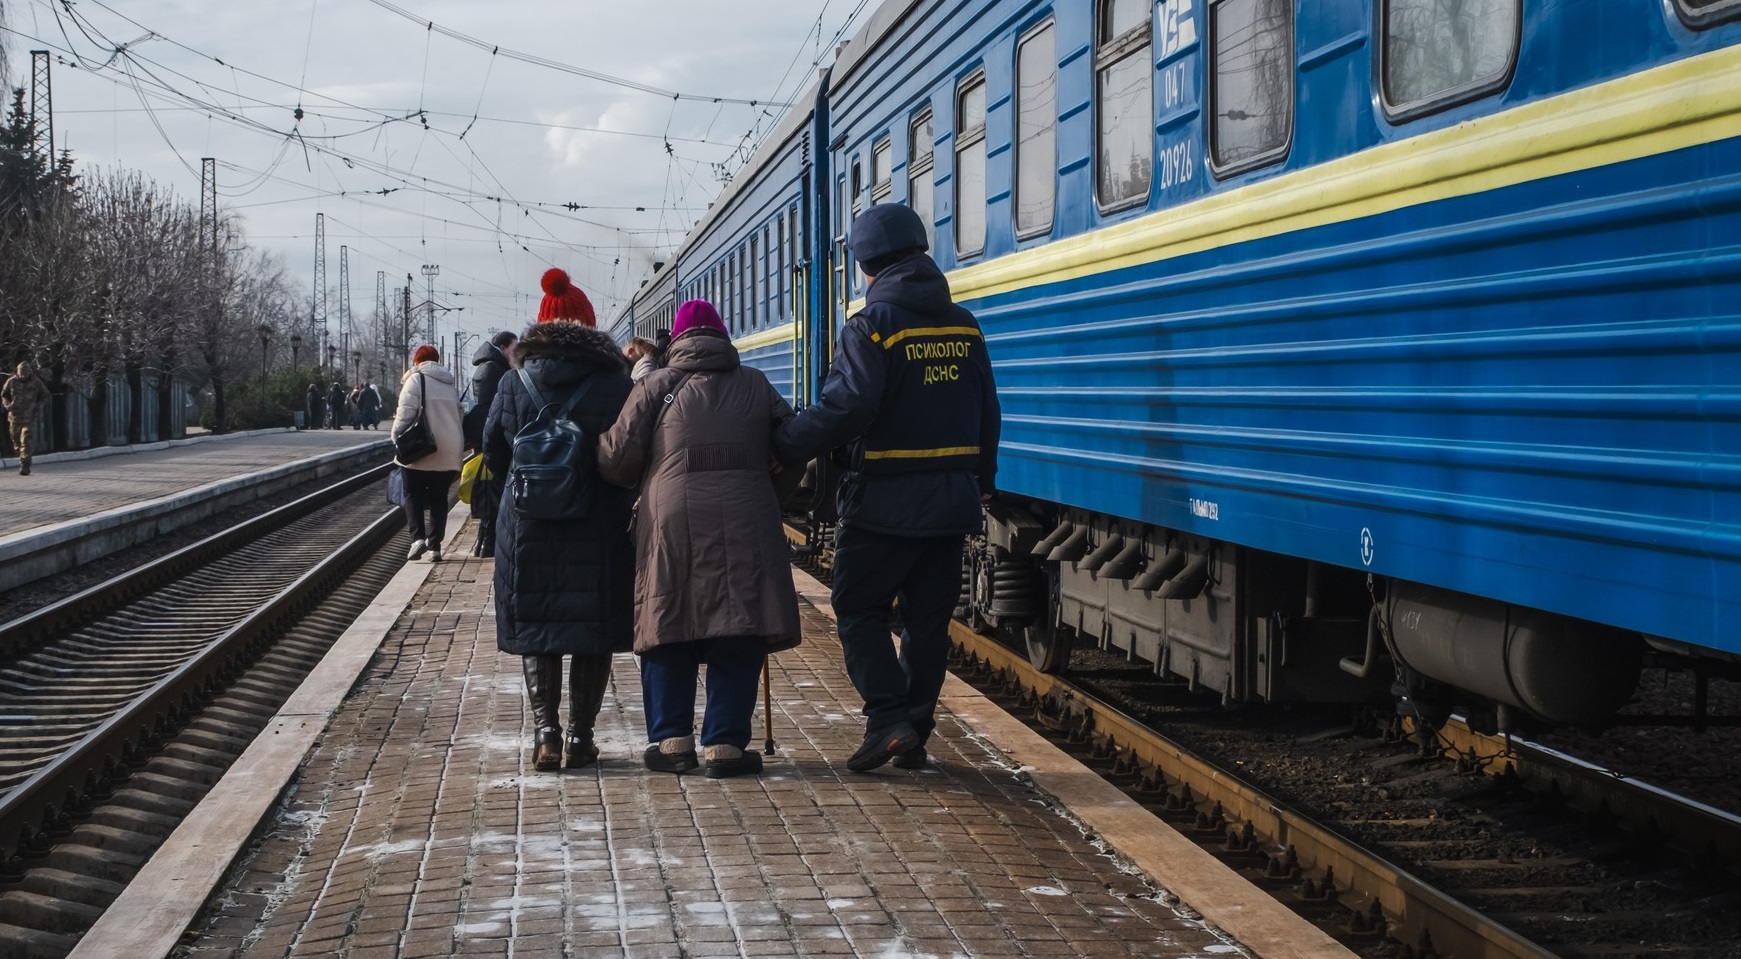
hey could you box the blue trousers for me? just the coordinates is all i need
[830,525,964,744]
[640,635,767,750]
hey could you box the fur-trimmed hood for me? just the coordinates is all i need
[514,321,626,375]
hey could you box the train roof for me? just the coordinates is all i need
[831,0,920,91]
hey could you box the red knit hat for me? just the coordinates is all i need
[537,268,596,326]
[412,344,440,365]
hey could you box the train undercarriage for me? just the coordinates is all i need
[942,497,1740,737]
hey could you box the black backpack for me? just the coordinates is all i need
[509,369,599,520]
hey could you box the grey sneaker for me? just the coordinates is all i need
[407,538,428,560]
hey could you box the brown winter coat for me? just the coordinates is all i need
[2,365,50,426]
[597,331,801,654]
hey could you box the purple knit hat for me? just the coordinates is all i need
[672,299,728,339]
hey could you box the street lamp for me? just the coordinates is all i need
[290,332,303,371]
[352,350,362,384]
[256,323,273,394]
[326,344,337,375]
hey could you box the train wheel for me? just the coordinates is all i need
[1023,619,1072,673]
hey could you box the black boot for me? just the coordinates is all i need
[565,655,610,769]
[522,656,563,770]
[472,521,495,559]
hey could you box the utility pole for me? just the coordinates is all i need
[338,245,352,381]
[375,270,388,378]
[420,264,440,348]
[312,213,328,373]
[29,51,53,161]
[199,157,219,434]
[402,278,414,371]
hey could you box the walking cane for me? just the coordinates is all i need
[761,661,776,756]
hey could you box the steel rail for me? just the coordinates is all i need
[1433,719,1741,873]
[946,620,1560,959]
[0,499,401,877]
[0,463,392,661]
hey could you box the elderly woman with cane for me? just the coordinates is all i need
[598,299,801,778]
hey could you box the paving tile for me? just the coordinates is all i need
[173,522,1247,959]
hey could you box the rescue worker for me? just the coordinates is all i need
[2,362,52,476]
[772,203,1001,772]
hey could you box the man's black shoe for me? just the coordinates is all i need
[846,722,918,772]
[891,746,927,770]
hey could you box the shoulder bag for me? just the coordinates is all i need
[393,371,438,465]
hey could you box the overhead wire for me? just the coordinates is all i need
[356,0,785,107]
[22,0,827,314]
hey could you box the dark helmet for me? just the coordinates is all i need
[850,204,929,275]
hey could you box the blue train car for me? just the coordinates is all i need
[664,0,1741,732]
[624,79,831,406]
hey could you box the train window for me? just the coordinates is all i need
[1095,0,1154,211]
[750,235,760,332]
[743,244,754,332]
[851,158,864,220]
[776,218,786,321]
[729,251,740,332]
[872,138,893,204]
[1381,0,1518,119]
[1208,0,1293,175]
[956,71,988,259]
[1677,0,1741,26]
[909,110,935,251]
[1015,20,1058,239]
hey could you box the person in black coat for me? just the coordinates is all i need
[483,272,633,771]
[774,203,1001,773]
[304,383,323,430]
[465,330,517,557]
[327,382,348,430]
[356,383,381,429]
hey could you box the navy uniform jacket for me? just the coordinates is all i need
[774,253,1000,537]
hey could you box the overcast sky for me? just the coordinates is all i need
[2,0,874,351]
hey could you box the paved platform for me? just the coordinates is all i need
[0,429,386,540]
[73,511,1351,959]
[0,429,391,595]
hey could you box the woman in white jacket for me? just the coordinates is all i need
[393,344,466,561]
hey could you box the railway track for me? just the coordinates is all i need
[0,469,407,958]
[786,523,1741,959]
[945,626,1741,959]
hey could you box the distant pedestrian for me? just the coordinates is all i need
[623,336,660,381]
[599,300,801,778]
[466,330,517,558]
[653,328,672,369]
[483,268,631,771]
[328,382,348,430]
[305,383,324,430]
[356,382,381,429]
[2,362,51,476]
[773,204,1001,772]
[393,345,465,563]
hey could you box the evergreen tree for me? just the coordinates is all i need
[0,87,60,218]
